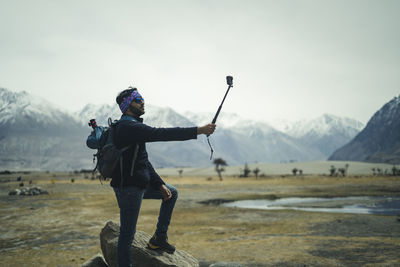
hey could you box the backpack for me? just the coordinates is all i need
[88,118,139,184]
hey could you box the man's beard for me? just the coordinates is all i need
[128,105,145,117]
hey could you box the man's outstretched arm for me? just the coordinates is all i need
[118,122,216,143]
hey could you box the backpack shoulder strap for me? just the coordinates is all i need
[130,144,140,176]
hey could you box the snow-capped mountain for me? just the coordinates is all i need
[76,103,195,128]
[275,114,364,157]
[185,111,247,128]
[187,111,364,158]
[0,87,366,171]
[330,96,400,164]
[186,111,280,136]
[0,88,90,171]
[0,88,80,132]
[282,114,364,138]
[76,103,121,126]
[184,111,326,162]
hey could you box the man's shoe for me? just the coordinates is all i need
[147,233,176,254]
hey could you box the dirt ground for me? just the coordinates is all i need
[0,173,399,266]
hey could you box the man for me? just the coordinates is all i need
[112,87,216,267]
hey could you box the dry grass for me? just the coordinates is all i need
[0,173,399,266]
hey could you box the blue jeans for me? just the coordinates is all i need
[113,184,178,267]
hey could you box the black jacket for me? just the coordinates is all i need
[110,115,197,189]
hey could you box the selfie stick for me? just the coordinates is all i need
[210,76,233,126]
[207,76,233,159]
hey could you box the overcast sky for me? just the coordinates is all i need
[1,0,399,124]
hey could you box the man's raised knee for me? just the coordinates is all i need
[169,186,178,200]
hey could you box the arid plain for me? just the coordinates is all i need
[1,171,400,266]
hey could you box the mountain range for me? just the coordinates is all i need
[329,95,400,164]
[0,87,365,171]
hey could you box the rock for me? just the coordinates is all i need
[81,253,108,267]
[209,262,244,267]
[8,187,48,196]
[199,260,214,267]
[8,189,21,195]
[100,220,199,267]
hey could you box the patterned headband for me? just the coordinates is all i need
[119,90,143,113]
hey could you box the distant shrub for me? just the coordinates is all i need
[392,166,400,176]
[253,167,260,178]
[213,158,227,181]
[330,166,337,177]
[239,163,251,178]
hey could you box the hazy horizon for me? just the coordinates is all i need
[1,0,399,125]
[2,84,397,127]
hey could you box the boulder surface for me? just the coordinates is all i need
[100,220,199,267]
[81,253,108,267]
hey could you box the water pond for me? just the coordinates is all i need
[223,196,400,216]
